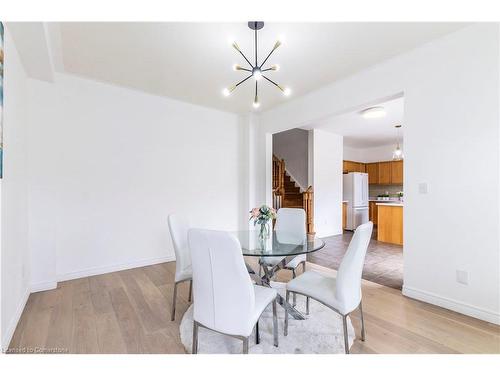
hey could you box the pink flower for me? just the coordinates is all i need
[250,207,260,218]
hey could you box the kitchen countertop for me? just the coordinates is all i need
[375,202,404,207]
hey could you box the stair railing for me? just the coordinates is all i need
[272,155,285,210]
[272,155,315,235]
[303,186,315,235]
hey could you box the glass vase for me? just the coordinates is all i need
[259,222,270,241]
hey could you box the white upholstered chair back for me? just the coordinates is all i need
[335,221,373,314]
[275,208,306,245]
[188,229,256,336]
[167,214,192,282]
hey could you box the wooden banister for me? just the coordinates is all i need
[302,186,315,235]
[272,155,285,197]
[272,154,315,235]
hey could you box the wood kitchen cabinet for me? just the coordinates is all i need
[377,205,403,245]
[343,160,365,174]
[366,163,379,184]
[378,161,392,184]
[343,159,403,185]
[391,160,403,184]
[369,201,378,225]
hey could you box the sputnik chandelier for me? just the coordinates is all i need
[223,21,291,109]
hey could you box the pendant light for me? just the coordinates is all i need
[392,125,403,160]
[222,21,291,109]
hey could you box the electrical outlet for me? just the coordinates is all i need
[456,270,469,285]
[418,182,428,194]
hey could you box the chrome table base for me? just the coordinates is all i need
[247,257,306,320]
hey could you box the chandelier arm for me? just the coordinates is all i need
[255,80,258,100]
[234,74,253,88]
[237,49,254,69]
[261,67,275,72]
[238,67,252,72]
[259,48,276,69]
[262,75,281,89]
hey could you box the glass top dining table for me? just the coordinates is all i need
[232,230,325,257]
[232,230,325,320]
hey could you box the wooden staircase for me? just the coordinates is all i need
[272,155,315,235]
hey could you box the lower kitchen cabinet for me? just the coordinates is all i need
[369,201,378,225]
[377,205,403,245]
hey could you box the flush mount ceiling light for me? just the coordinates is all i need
[360,106,386,119]
[222,21,291,109]
[392,124,404,160]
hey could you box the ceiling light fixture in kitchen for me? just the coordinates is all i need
[392,124,404,160]
[222,21,291,110]
[360,106,386,119]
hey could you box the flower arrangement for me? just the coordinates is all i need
[249,205,277,240]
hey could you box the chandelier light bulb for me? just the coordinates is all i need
[273,40,282,50]
[283,87,291,96]
[232,64,241,71]
[222,85,236,97]
[231,41,240,52]
[270,64,280,71]
[253,99,260,109]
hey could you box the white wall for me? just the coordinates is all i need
[27,73,245,285]
[255,24,500,323]
[273,128,309,189]
[343,146,364,162]
[343,143,404,163]
[1,28,31,349]
[310,130,343,237]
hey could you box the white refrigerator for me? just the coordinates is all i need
[343,172,369,230]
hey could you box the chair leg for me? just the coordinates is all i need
[342,315,350,354]
[188,279,193,302]
[272,299,278,347]
[292,269,297,307]
[171,282,178,321]
[284,291,290,336]
[255,320,260,344]
[192,321,199,354]
[302,261,306,274]
[306,297,310,315]
[242,337,249,354]
[359,300,366,342]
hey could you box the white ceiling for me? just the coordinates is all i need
[52,22,468,113]
[306,96,405,148]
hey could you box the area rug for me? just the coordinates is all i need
[179,282,355,354]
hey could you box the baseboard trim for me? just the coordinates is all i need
[30,281,58,293]
[56,254,176,282]
[402,285,500,325]
[1,286,30,351]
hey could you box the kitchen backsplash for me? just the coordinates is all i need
[369,185,404,197]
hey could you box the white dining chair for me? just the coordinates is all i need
[167,214,193,321]
[188,228,279,354]
[284,221,373,354]
[261,208,307,306]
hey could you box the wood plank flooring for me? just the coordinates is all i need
[7,261,500,354]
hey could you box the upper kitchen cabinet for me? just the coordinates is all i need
[343,160,365,173]
[378,161,392,184]
[391,160,403,184]
[366,163,379,184]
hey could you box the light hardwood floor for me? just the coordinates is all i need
[7,261,500,354]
